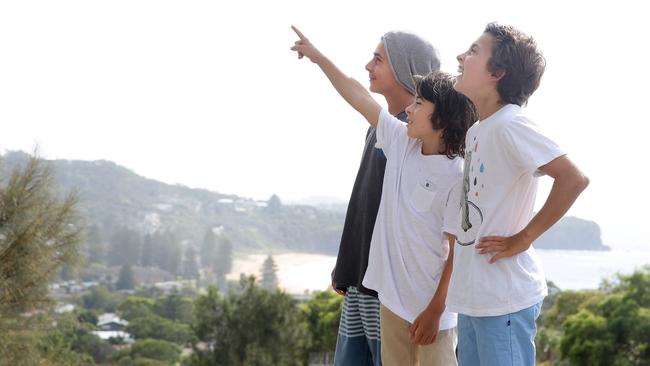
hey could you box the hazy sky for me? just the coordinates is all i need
[1,0,647,249]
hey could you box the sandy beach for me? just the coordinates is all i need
[226,253,337,294]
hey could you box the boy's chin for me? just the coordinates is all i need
[453,84,473,100]
[369,81,389,95]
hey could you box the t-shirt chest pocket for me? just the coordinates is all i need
[410,177,438,213]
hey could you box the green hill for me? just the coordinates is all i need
[1,151,607,254]
[1,151,344,255]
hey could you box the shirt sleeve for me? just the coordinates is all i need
[441,178,462,237]
[500,116,566,176]
[375,108,407,158]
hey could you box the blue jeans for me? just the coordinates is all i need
[458,302,542,366]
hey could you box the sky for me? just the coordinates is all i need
[0,0,648,249]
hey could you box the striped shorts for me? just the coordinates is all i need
[334,287,382,366]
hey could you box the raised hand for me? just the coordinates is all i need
[290,26,323,63]
[288,25,381,126]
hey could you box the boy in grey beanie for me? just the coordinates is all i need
[381,31,441,95]
[290,27,447,366]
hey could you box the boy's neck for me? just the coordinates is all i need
[421,133,445,156]
[383,88,414,116]
[473,92,506,121]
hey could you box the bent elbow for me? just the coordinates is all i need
[572,173,590,194]
[581,175,590,191]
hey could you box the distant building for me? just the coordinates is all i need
[98,313,128,331]
[94,313,133,343]
[50,280,99,296]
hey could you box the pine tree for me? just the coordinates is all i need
[260,255,279,291]
[267,194,282,213]
[116,264,135,290]
[191,276,306,365]
[86,224,104,264]
[0,155,82,315]
[152,230,181,275]
[0,154,87,364]
[141,233,154,267]
[200,228,217,270]
[214,237,233,289]
[182,246,200,281]
[107,226,142,266]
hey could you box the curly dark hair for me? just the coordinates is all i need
[415,71,478,159]
[484,22,546,106]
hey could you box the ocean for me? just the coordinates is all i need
[229,249,650,294]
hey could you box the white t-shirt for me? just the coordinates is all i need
[362,109,460,329]
[446,104,566,317]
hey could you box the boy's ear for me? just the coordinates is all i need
[490,68,506,81]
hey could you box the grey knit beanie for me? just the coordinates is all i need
[381,31,441,95]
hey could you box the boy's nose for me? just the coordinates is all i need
[365,61,372,72]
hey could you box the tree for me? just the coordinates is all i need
[0,313,97,366]
[267,194,282,213]
[0,155,91,366]
[140,234,154,267]
[182,245,200,281]
[111,339,181,365]
[214,236,233,289]
[560,309,614,365]
[299,290,343,358]
[260,255,279,291]
[0,155,82,315]
[117,296,154,321]
[52,313,116,364]
[107,226,142,267]
[82,286,120,312]
[537,267,650,365]
[153,291,193,324]
[614,265,650,306]
[116,264,136,290]
[77,309,99,326]
[543,290,604,329]
[59,262,77,282]
[200,228,217,270]
[151,230,180,275]
[86,224,105,264]
[190,277,306,365]
[125,314,193,345]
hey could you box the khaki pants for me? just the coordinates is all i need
[380,304,458,366]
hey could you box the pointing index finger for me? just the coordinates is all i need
[291,25,308,41]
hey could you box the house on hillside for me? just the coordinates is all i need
[94,313,134,344]
[97,313,128,331]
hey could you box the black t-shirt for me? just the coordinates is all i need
[332,111,407,297]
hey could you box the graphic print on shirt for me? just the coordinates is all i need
[458,138,484,246]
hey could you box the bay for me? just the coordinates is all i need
[228,249,650,294]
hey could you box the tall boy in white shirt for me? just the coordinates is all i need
[448,23,590,366]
